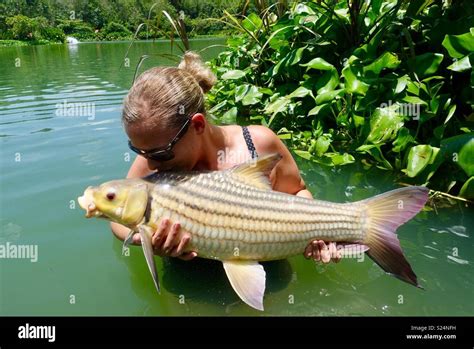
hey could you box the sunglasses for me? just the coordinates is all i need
[128,117,191,162]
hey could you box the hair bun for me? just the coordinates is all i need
[178,51,217,93]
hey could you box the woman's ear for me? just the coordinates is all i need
[191,113,206,134]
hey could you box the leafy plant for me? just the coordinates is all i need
[207,0,474,199]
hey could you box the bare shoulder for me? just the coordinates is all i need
[127,156,153,179]
[246,125,281,154]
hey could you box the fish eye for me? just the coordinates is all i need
[106,192,116,201]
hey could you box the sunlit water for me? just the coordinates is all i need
[0,40,472,316]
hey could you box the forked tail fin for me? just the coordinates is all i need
[361,186,429,288]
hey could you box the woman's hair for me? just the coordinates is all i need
[122,51,217,129]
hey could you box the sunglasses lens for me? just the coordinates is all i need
[148,151,174,162]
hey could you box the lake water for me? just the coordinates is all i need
[0,39,472,316]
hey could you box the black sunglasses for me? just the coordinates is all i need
[128,117,191,162]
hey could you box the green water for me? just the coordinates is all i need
[0,40,472,316]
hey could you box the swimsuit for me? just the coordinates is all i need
[241,126,258,159]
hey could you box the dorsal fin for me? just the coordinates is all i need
[228,153,282,190]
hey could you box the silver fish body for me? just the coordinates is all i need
[78,153,429,311]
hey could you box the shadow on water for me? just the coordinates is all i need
[111,237,293,309]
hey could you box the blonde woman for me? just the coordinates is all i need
[111,52,341,264]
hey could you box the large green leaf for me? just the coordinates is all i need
[287,46,306,66]
[301,57,335,71]
[405,144,440,178]
[315,89,344,105]
[222,69,246,80]
[313,135,331,157]
[442,30,474,59]
[342,57,369,95]
[392,127,414,153]
[395,75,410,94]
[242,13,263,33]
[288,86,312,99]
[447,54,473,72]
[235,84,250,102]
[356,145,393,170]
[459,176,474,199]
[221,107,237,124]
[301,57,339,94]
[242,85,263,106]
[265,96,290,122]
[409,53,444,78]
[363,52,400,75]
[367,104,404,144]
[458,137,474,177]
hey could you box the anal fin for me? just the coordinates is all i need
[222,260,266,311]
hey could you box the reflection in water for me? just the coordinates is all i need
[112,237,293,310]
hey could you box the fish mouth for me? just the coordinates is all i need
[78,187,103,218]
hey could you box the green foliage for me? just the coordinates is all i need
[0,0,234,42]
[102,22,132,40]
[5,15,38,41]
[207,0,474,198]
[57,20,95,40]
[5,14,64,42]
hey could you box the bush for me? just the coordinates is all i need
[207,1,474,199]
[5,15,64,43]
[40,27,65,43]
[57,20,95,40]
[189,17,226,36]
[5,15,37,40]
[103,21,132,40]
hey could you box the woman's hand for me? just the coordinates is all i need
[304,240,342,264]
[132,218,197,261]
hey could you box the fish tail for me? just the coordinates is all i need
[361,186,429,288]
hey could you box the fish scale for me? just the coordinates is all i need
[146,171,366,261]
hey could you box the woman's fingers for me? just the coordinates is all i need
[304,244,312,259]
[178,251,197,261]
[312,241,322,262]
[162,222,181,254]
[170,234,190,257]
[319,241,331,264]
[152,219,168,246]
[132,233,141,245]
[329,242,342,263]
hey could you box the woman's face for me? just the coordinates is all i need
[125,114,204,172]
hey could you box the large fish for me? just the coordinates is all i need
[78,153,429,310]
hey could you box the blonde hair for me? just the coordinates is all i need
[122,51,217,129]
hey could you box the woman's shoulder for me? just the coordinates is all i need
[219,124,281,155]
[245,125,280,153]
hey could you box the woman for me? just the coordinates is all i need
[111,51,341,264]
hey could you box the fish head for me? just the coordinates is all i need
[78,179,149,226]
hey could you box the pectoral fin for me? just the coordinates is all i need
[222,261,266,311]
[138,225,160,294]
[123,229,135,248]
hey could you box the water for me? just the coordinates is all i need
[0,40,472,316]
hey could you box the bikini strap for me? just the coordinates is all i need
[242,126,258,159]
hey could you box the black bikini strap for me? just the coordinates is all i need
[242,126,258,159]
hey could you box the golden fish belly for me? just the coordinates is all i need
[146,173,366,261]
